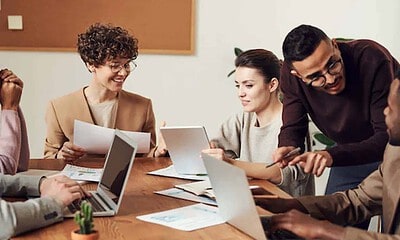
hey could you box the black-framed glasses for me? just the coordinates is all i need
[107,61,137,73]
[306,58,343,88]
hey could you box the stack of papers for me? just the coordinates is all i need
[147,165,209,181]
[156,181,272,207]
[175,180,215,200]
[155,188,217,206]
[136,203,224,231]
[155,180,217,206]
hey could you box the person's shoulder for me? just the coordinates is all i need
[221,111,245,125]
[340,39,392,57]
[232,111,254,125]
[120,90,151,103]
[229,111,247,120]
[50,88,84,104]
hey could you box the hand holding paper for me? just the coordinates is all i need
[73,120,150,154]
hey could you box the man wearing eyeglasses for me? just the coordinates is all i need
[273,24,399,229]
[256,69,400,239]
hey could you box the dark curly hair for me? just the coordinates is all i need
[77,23,138,67]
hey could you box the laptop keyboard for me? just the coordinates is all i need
[67,200,81,214]
[67,194,106,213]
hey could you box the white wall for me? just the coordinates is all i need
[1,0,399,164]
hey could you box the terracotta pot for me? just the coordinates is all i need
[71,230,99,240]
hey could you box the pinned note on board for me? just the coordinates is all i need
[8,15,23,30]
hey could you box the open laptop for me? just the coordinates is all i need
[201,153,303,240]
[160,126,210,175]
[64,130,137,217]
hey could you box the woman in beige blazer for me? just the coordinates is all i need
[44,23,156,160]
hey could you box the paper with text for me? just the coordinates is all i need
[61,164,103,182]
[136,203,224,231]
[73,120,150,154]
[155,188,217,206]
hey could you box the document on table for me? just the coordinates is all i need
[174,180,214,198]
[147,165,209,181]
[73,120,150,154]
[155,188,217,206]
[61,164,103,182]
[136,203,224,231]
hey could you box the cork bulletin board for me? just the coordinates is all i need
[0,0,195,54]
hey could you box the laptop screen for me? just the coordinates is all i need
[99,133,135,204]
[160,126,210,174]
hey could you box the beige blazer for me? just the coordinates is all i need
[44,88,156,158]
[298,144,400,239]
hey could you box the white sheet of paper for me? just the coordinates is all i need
[155,188,217,206]
[61,164,103,182]
[174,180,212,195]
[136,203,224,231]
[73,120,150,154]
[147,165,209,181]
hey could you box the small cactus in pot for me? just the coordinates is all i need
[71,200,99,240]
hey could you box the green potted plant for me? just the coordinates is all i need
[71,201,99,240]
[313,132,336,149]
[227,47,243,77]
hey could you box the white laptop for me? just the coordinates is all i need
[201,153,302,240]
[64,130,137,217]
[160,126,210,175]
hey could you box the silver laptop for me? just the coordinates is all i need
[64,130,137,217]
[201,153,302,240]
[160,126,210,175]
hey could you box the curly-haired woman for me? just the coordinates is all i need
[44,23,157,160]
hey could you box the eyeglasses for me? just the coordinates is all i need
[107,61,137,73]
[306,59,343,88]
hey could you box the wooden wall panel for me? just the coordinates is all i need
[0,0,195,54]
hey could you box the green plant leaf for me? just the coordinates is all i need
[234,47,243,56]
[74,200,94,234]
[313,133,336,147]
[227,69,236,77]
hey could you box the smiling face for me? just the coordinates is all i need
[89,57,132,93]
[384,77,400,146]
[291,39,346,95]
[235,66,275,114]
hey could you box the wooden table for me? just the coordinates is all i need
[13,157,291,240]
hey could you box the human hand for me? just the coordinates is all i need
[201,142,234,164]
[57,141,86,162]
[254,196,304,214]
[40,175,89,207]
[288,150,333,177]
[0,69,23,110]
[272,146,299,168]
[154,120,168,157]
[269,209,345,240]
